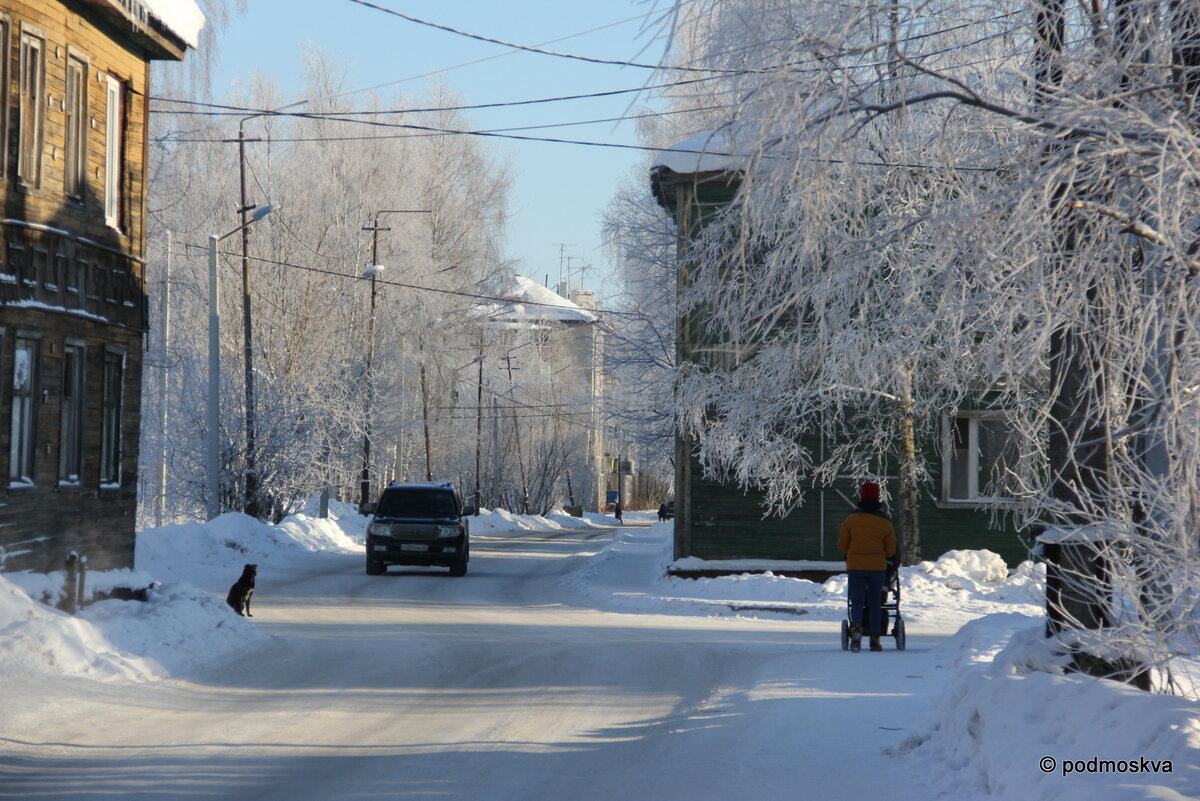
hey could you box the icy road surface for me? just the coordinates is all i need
[2,524,941,800]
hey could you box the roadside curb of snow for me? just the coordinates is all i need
[893,615,1200,801]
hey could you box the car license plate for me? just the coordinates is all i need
[400,544,427,552]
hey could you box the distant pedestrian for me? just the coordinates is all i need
[658,502,668,522]
[614,500,623,524]
[837,482,897,652]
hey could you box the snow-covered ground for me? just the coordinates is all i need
[1,505,1197,800]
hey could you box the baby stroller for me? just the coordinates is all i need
[840,557,906,651]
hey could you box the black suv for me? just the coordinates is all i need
[361,482,472,576]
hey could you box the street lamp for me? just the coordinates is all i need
[207,204,277,521]
[358,209,431,507]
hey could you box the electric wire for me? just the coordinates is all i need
[190,242,639,319]
[345,0,741,73]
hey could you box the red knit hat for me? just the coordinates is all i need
[860,482,881,501]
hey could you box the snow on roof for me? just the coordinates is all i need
[485,275,598,324]
[651,127,751,176]
[140,0,206,49]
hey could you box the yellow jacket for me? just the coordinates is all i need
[838,512,897,571]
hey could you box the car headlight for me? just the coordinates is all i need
[369,522,391,537]
[437,525,460,538]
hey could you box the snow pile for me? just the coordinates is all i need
[652,126,753,175]
[137,506,365,590]
[899,617,1200,801]
[570,528,1045,625]
[919,548,1010,585]
[76,582,267,678]
[0,504,367,684]
[901,550,1046,608]
[0,576,151,680]
[0,570,263,682]
[470,507,613,534]
[141,0,205,49]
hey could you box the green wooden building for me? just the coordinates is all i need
[650,131,1030,569]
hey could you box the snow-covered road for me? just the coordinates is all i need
[3,523,941,800]
[4,509,1197,801]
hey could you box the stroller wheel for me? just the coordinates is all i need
[840,618,849,651]
[894,617,906,651]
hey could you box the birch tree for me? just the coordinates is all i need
[657,0,1200,687]
[144,52,517,519]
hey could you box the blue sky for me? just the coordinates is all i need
[207,0,675,302]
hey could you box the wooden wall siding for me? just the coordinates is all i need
[681,446,1031,566]
[0,222,145,329]
[3,0,151,258]
[0,306,142,571]
[0,1,179,574]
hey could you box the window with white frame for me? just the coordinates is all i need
[104,76,123,229]
[58,343,84,484]
[100,348,124,485]
[9,336,38,484]
[943,413,1022,502]
[17,31,44,188]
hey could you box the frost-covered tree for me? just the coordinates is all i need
[655,0,1200,687]
[143,50,520,520]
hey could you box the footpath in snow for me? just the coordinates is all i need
[0,503,1197,800]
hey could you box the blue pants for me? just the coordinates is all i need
[848,570,886,636]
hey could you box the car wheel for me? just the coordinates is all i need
[449,557,467,577]
[366,558,384,576]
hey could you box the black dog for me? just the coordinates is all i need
[226,564,257,617]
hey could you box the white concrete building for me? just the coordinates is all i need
[484,276,609,512]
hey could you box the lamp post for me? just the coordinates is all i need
[207,204,277,521]
[359,209,430,507]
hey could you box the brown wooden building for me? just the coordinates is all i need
[0,1,196,573]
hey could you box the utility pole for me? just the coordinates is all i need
[358,215,390,508]
[156,231,171,527]
[360,209,432,496]
[238,122,260,519]
[420,361,433,481]
[474,351,484,514]
[504,355,530,514]
[225,102,305,518]
[491,394,500,508]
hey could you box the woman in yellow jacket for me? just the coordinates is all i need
[837,482,897,652]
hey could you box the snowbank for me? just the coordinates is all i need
[570,529,1044,625]
[470,506,616,534]
[0,570,264,682]
[0,501,367,683]
[899,616,1200,801]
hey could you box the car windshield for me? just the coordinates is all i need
[377,489,458,518]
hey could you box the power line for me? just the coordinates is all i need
[160,119,1004,173]
[150,76,718,117]
[150,13,1022,123]
[156,106,721,144]
[188,242,639,319]
[333,8,665,101]
[344,0,742,74]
